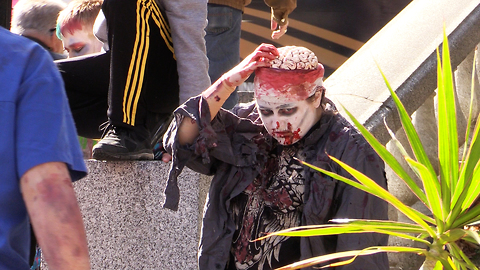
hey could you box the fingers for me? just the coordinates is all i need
[161,153,172,163]
[271,21,288,40]
[222,43,279,88]
[271,19,278,31]
[253,43,279,58]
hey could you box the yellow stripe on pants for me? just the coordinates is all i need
[122,0,174,126]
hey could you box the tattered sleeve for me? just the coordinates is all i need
[162,96,261,210]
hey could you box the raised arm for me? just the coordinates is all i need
[177,43,279,145]
[21,162,90,270]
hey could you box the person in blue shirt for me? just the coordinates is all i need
[0,27,90,269]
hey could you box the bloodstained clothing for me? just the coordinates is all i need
[163,95,389,270]
[228,143,305,269]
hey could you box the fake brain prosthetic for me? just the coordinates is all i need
[270,46,319,70]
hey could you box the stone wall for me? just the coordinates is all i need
[44,160,210,269]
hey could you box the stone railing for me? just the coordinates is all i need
[322,0,480,269]
[42,0,480,269]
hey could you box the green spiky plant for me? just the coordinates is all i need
[257,29,480,270]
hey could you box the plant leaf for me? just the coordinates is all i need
[273,246,426,270]
[463,228,480,245]
[461,159,480,210]
[318,155,437,236]
[459,47,477,173]
[341,105,429,206]
[447,242,479,270]
[255,221,431,245]
[437,28,459,213]
[296,158,436,227]
[375,60,437,195]
[405,157,445,231]
[452,202,480,228]
[449,114,480,226]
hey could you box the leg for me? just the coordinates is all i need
[204,4,242,110]
[92,0,179,160]
[56,52,110,139]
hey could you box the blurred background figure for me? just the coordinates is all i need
[56,0,104,159]
[56,0,104,58]
[11,0,67,60]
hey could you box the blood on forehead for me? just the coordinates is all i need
[254,66,324,101]
[60,19,83,36]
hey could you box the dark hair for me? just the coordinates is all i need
[306,86,326,106]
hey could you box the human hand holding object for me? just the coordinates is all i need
[219,43,279,91]
[271,20,288,39]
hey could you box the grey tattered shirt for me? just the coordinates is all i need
[163,96,389,270]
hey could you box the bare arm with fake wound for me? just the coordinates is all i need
[177,44,279,146]
[21,162,90,270]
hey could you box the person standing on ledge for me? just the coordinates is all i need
[56,0,211,161]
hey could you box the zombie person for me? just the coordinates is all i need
[56,0,104,58]
[205,0,296,110]
[162,44,389,269]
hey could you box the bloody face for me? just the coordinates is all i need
[61,23,103,58]
[256,97,320,145]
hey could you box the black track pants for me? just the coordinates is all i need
[56,0,179,139]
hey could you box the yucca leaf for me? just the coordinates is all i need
[384,118,413,160]
[437,29,458,213]
[256,221,431,245]
[296,158,436,227]
[376,61,437,178]
[448,51,479,236]
[405,157,445,232]
[383,118,427,182]
[452,202,480,228]
[463,228,480,245]
[438,229,467,244]
[298,159,433,224]
[325,155,437,236]
[258,220,428,236]
[446,256,458,270]
[341,106,428,205]
[459,48,477,172]
[447,242,479,270]
[462,116,480,181]
[448,116,480,227]
[273,246,426,270]
[461,160,480,211]
[376,62,439,212]
[331,219,426,230]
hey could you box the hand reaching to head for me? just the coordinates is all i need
[221,43,279,89]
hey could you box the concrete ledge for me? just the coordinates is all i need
[72,160,209,269]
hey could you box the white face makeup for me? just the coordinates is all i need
[257,95,320,145]
[61,26,103,58]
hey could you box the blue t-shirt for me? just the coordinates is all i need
[0,27,87,269]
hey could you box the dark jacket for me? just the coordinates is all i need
[163,96,389,270]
